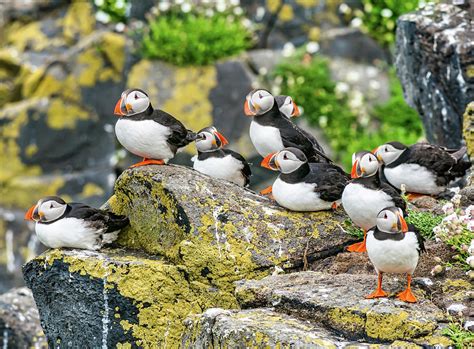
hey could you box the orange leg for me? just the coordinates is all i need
[346,230,367,253]
[260,185,273,195]
[130,158,165,168]
[366,273,388,299]
[406,193,426,201]
[331,202,339,210]
[397,275,417,303]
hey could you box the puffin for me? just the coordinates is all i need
[244,89,331,163]
[366,207,425,303]
[24,196,129,250]
[275,95,300,119]
[342,151,406,253]
[374,142,471,196]
[192,126,251,187]
[260,147,349,211]
[114,88,196,167]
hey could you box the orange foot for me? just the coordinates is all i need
[260,185,273,195]
[397,288,417,303]
[331,202,340,210]
[406,193,426,201]
[366,288,388,299]
[130,159,165,168]
[346,240,367,253]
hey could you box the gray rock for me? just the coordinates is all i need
[246,49,283,75]
[395,3,474,148]
[236,271,451,345]
[0,287,46,348]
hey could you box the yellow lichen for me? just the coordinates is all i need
[77,48,103,87]
[80,183,105,198]
[25,144,38,157]
[101,33,126,73]
[296,0,319,7]
[62,1,95,43]
[327,308,365,335]
[279,4,294,22]
[47,99,90,129]
[6,21,50,52]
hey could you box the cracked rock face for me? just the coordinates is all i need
[395,3,474,148]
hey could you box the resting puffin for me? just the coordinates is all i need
[342,151,406,253]
[261,147,349,211]
[366,207,425,303]
[114,88,196,167]
[192,126,251,187]
[275,95,300,119]
[24,196,129,250]
[374,142,471,195]
[244,89,331,163]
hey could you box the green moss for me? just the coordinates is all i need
[441,320,473,348]
[405,209,443,239]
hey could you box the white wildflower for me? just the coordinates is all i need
[400,184,406,196]
[94,0,104,6]
[339,3,351,14]
[158,2,170,12]
[95,11,110,23]
[351,17,362,28]
[306,41,319,54]
[381,8,393,17]
[442,202,454,214]
[466,205,474,218]
[467,221,474,232]
[451,194,462,206]
[181,2,192,13]
[468,240,474,255]
[233,7,243,16]
[282,42,295,57]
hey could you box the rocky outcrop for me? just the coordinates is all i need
[464,102,474,159]
[0,287,46,348]
[395,3,474,148]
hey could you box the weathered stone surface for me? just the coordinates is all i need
[109,165,357,274]
[0,287,46,348]
[236,272,452,346]
[464,102,474,159]
[395,3,474,148]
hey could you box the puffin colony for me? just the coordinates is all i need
[24,88,471,303]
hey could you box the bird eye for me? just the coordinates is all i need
[50,203,53,209]
[384,213,387,219]
[134,94,138,100]
[283,154,288,160]
[385,147,388,152]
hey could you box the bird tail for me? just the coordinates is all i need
[450,146,467,161]
[186,130,197,141]
[105,212,129,233]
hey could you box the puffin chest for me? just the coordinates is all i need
[115,119,174,159]
[272,178,331,211]
[249,121,284,157]
[193,155,244,185]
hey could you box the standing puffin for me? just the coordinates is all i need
[244,89,331,163]
[24,196,129,250]
[192,126,251,187]
[275,95,300,119]
[342,151,406,253]
[374,142,471,195]
[366,207,425,303]
[261,148,349,211]
[114,88,196,167]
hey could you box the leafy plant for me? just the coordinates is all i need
[405,208,443,239]
[344,219,364,239]
[141,6,252,66]
[94,0,128,23]
[441,320,474,348]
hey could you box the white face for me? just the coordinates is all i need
[275,150,306,174]
[247,90,274,115]
[375,143,404,165]
[36,199,67,223]
[195,131,216,152]
[123,90,150,115]
[279,96,294,119]
[352,152,378,178]
[376,207,404,233]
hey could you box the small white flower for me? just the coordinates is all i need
[282,42,295,57]
[233,7,243,15]
[115,22,125,32]
[442,202,454,214]
[94,0,104,6]
[256,6,265,20]
[175,0,184,4]
[400,184,406,195]
[351,17,362,28]
[258,67,268,76]
[468,240,474,255]
[335,82,350,95]
[306,41,319,54]
[466,256,474,268]
[230,0,240,6]
[339,3,351,14]
[466,205,474,218]
[181,2,192,13]
[381,8,393,18]
[95,10,110,23]
[451,194,462,206]
[467,221,474,232]
[158,2,170,11]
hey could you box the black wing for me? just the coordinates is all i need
[380,182,407,213]
[306,163,349,202]
[68,203,129,233]
[406,144,456,178]
[152,109,195,149]
[408,223,426,255]
[224,149,252,186]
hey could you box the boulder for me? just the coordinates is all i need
[463,102,474,159]
[0,287,46,348]
[236,271,452,346]
[395,3,474,148]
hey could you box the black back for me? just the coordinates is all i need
[67,203,129,233]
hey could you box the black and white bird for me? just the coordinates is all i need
[374,142,471,196]
[342,151,406,253]
[244,89,331,163]
[114,88,196,167]
[275,95,300,119]
[192,126,251,187]
[366,207,425,303]
[24,196,129,250]
[261,147,349,211]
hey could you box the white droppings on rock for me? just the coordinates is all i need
[5,229,14,273]
[101,277,109,349]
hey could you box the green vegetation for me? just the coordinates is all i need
[142,7,252,66]
[343,219,364,239]
[351,0,421,48]
[441,320,474,349]
[405,209,443,239]
[273,57,422,170]
[93,0,128,23]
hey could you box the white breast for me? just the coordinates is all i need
[384,164,444,195]
[342,183,395,231]
[193,155,246,186]
[366,231,419,274]
[249,121,284,157]
[272,178,333,211]
[35,218,104,250]
[115,119,174,160]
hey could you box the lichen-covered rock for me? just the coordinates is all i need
[463,102,474,159]
[109,165,357,281]
[395,3,474,148]
[0,287,47,348]
[23,248,239,348]
[236,271,452,346]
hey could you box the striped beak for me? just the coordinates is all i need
[213,130,229,147]
[398,213,409,233]
[291,102,300,117]
[261,152,279,171]
[351,160,364,178]
[25,204,40,221]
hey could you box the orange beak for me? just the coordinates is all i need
[114,97,125,116]
[398,213,409,233]
[244,99,255,116]
[25,204,37,221]
[371,147,379,154]
[214,131,229,147]
[261,152,279,171]
[291,103,300,117]
[351,160,360,179]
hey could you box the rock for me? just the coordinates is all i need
[109,165,357,271]
[463,102,474,159]
[182,308,374,348]
[246,49,283,75]
[395,3,474,148]
[236,271,452,346]
[0,287,46,348]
